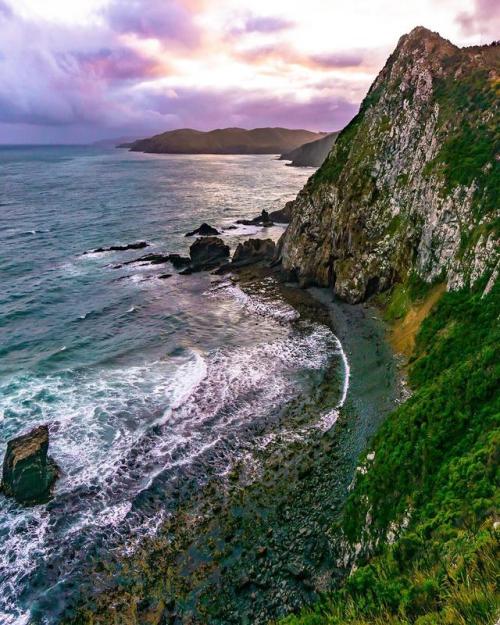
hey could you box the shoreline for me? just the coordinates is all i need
[60,268,402,625]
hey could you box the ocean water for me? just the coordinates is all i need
[0,146,345,624]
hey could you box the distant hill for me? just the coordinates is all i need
[279,131,338,167]
[124,128,327,155]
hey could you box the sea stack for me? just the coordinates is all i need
[1,425,59,505]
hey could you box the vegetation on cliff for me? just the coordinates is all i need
[280,277,499,625]
[280,28,499,303]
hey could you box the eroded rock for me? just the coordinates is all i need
[1,425,59,505]
[188,237,230,271]
[185,223,220,237]
[232,238,276,267]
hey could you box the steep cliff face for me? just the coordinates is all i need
[279,132,339,167]
[279,27,499,303]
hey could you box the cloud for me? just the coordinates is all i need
[76,48,165,81]
[236,44,377,73]
[137,86,357,132]
[0,0,12,18]
[236,15,294,34]
[105,0,202,47]
[456,0,500,38]
[309,51,365,69]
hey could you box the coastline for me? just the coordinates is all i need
[59,268,403,625]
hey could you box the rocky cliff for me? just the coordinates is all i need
[279,27,499,303]
[279,131,338,167]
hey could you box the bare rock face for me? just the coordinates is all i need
[189,236,230,270]
[2,425,59,505]
[232,238,276,266]
[279,27,499,303]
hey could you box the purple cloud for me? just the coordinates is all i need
[138,87,357,132]
[105,0,201,47]
[76,48,163,81]
[309,51,365,69]
[0,0,12,18]
[239,15,294,34]
[456,0,500,38]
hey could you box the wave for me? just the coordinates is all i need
[206,279,300,322]
[0,318,339,622]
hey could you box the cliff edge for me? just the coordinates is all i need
[279,27,499,302]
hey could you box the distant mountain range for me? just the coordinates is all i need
[121,127,327,155]
[279,131,339,167]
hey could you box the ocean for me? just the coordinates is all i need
[0,146,345,624]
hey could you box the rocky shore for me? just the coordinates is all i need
[59,266,402,625]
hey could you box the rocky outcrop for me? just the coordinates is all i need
[232,238,276,266]
[236,210,273,227]
[85,241,148,254]
[185,223,220,237]
[188,237,230,271]
[269,201,295,224]
[279,28,499,303]
[280,132,338,167]
[1,425,59,505]
[121,253,190,268]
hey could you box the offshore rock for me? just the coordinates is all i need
[1,425,59,505]
[279,28,499,303]
[85,241,148,253]
[185,223,220,237]
[189,236,230,271]
[232,238,276,267]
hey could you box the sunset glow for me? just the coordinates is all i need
[0,0,498,142]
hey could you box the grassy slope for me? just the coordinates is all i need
[279,277,499,625]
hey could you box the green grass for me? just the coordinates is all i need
[277,276,500,625]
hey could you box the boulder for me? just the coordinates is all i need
[189,237,230,271]
[1,425,59,505]
[232,238,276,267]
[185,223,220,237]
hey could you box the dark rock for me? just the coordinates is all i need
[232,238,276,267]
[189,237,230,271]
[236,209,274,226]
[1,425,59,505]
[86,241,148,254]
[269,201,295,224]
[185,223,220,237]
[235,219,258,226]
[122,253,170,266]
[167,254,191,269]
[122,253,190,269]
[158,274,172,279]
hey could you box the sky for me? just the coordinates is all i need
[0,0,498,143]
